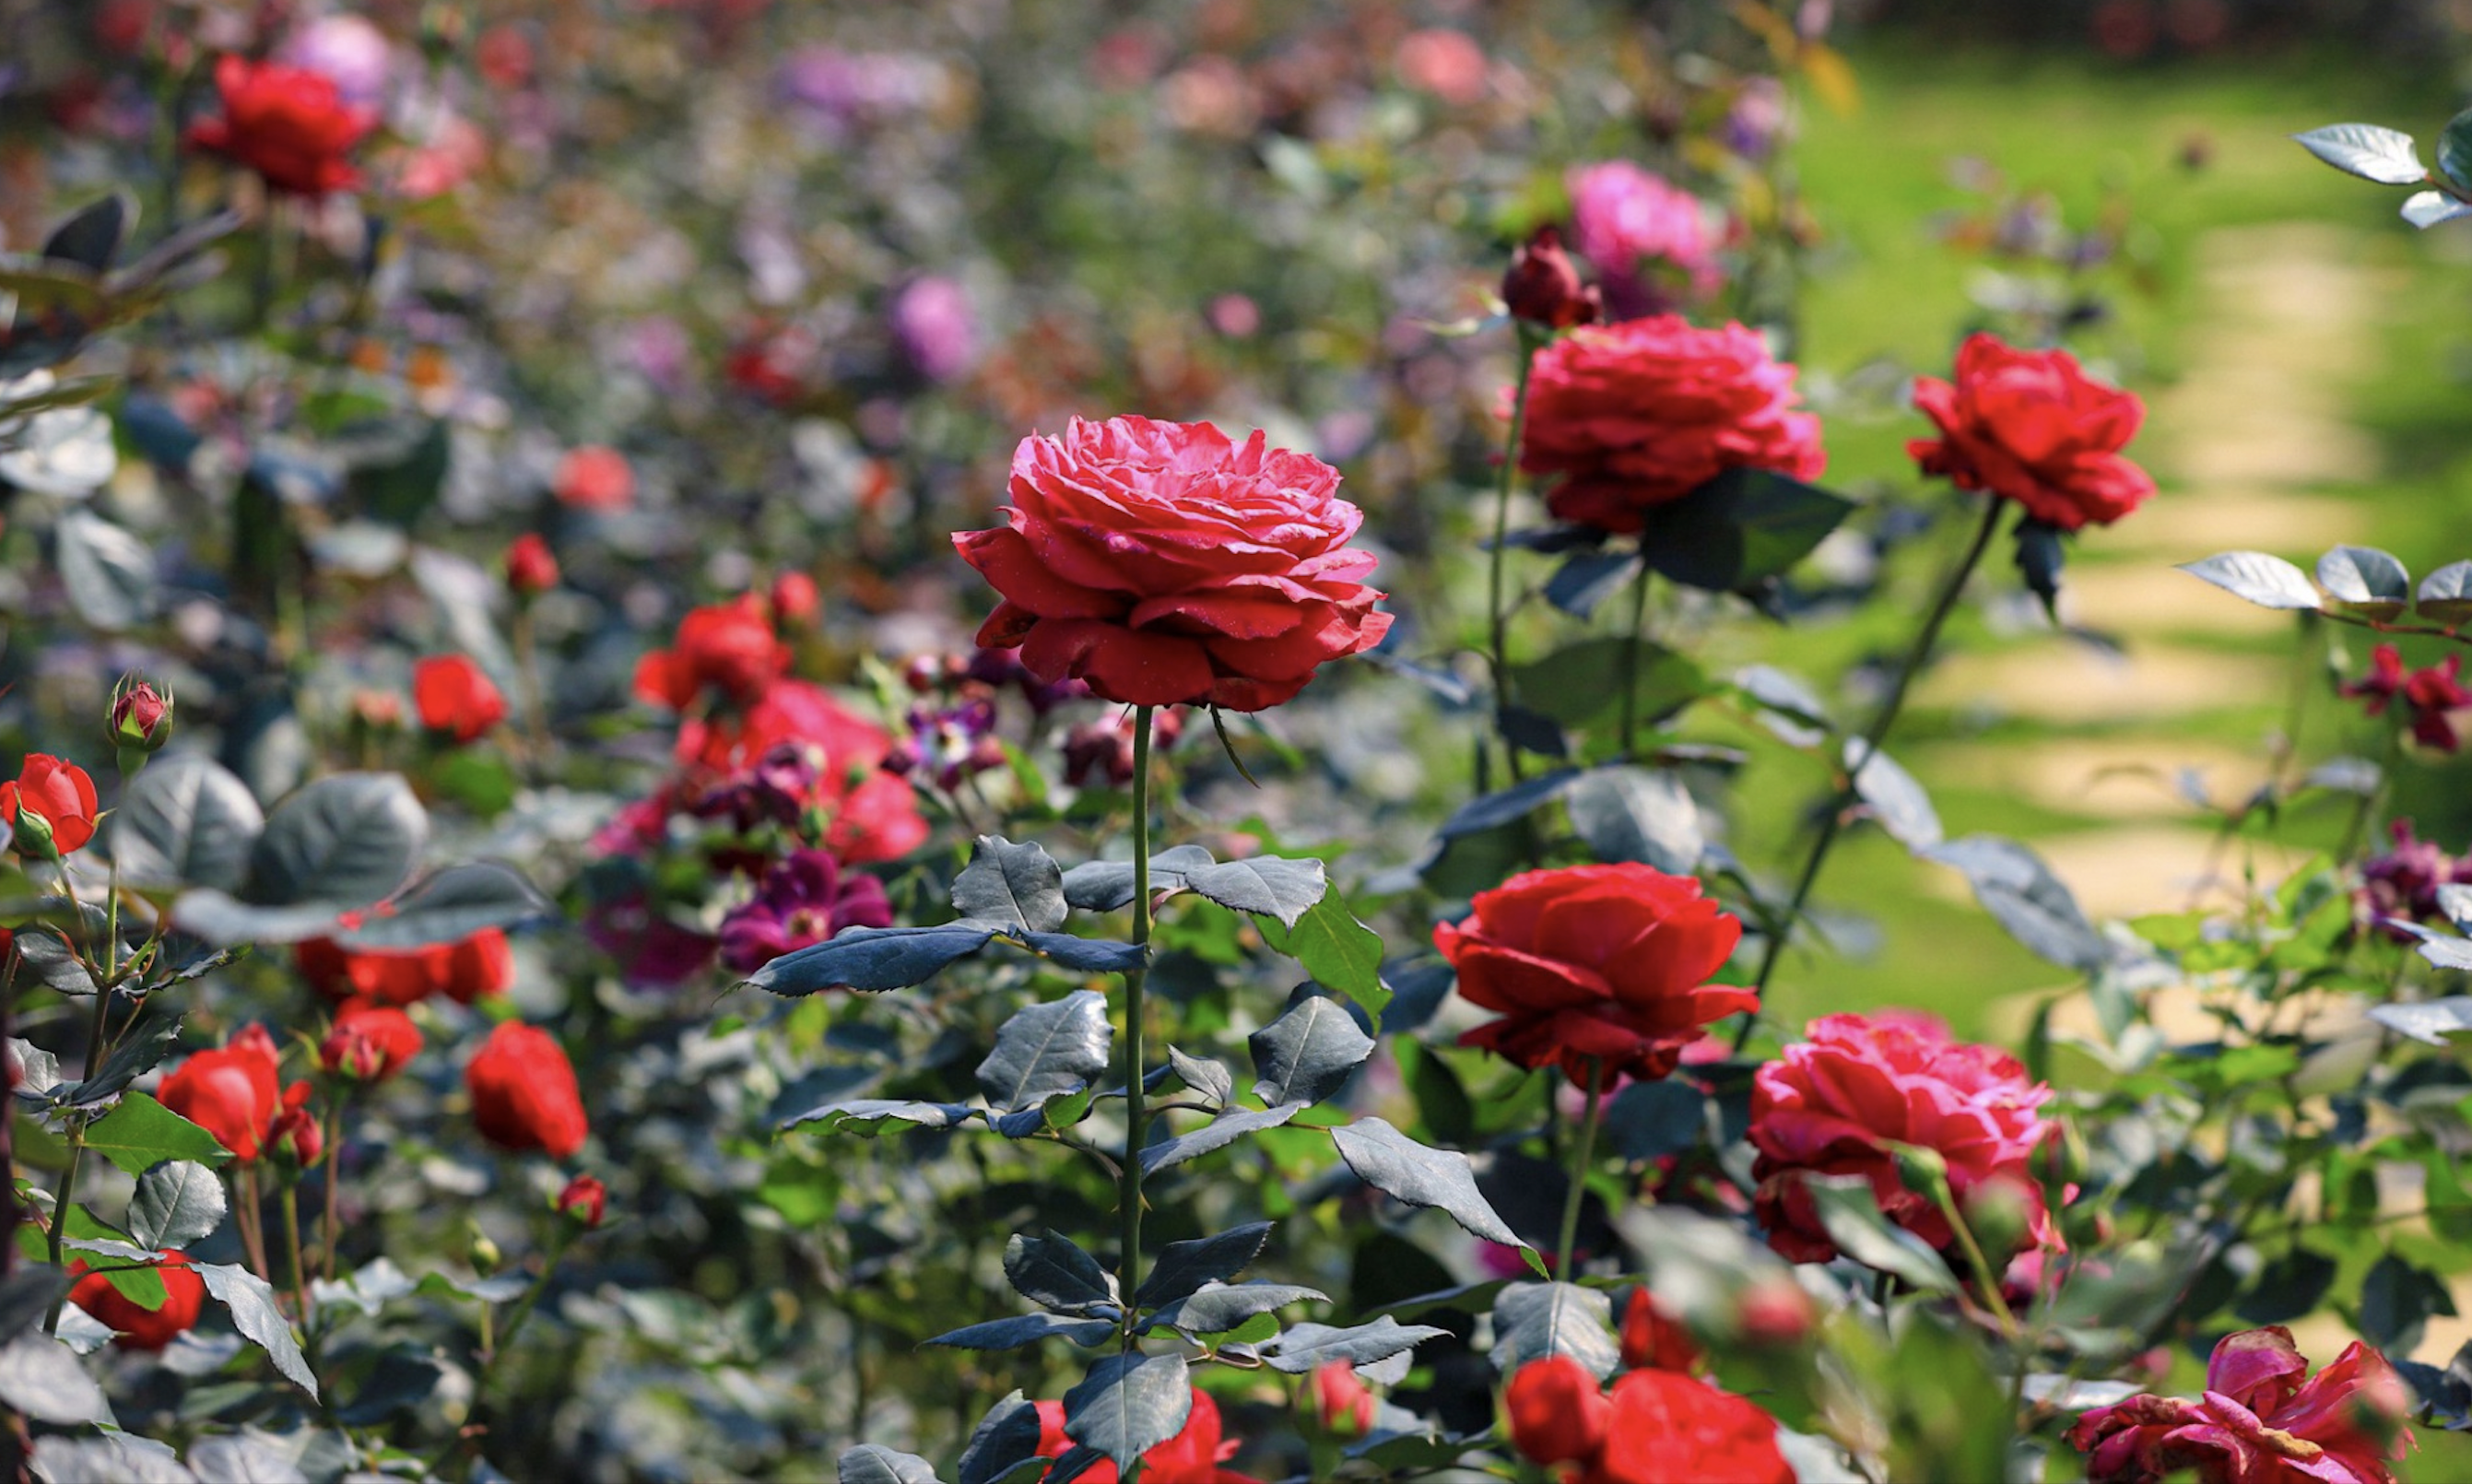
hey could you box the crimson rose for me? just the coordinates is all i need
[1908,333,2154,531]
[955,417,1393,711]
[2068,1326,2412,1484]
[184,55,376,198]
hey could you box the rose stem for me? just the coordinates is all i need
[1733,496,2007,1053]
[1619,557,1654,758]
[1117,705,1157,1345]
[1554,1057,1607,1278]
[43,933,119,1331]
[1489,327,1542,786]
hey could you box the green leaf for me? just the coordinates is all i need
[127,1160,227,1249]
[2315,546,2410,618]
[83,1093,231,1173]
[2177,551,2322,612]
[1327,1117,1524,1249]
[951,836,1067,935]
[241,771,428,912]
[110,753,265,894]
[2417,560,2472,623]
[1511,639,1704,732]
[1634,467,1856,592]
[1491,1282,1619,1378]
[2291,123,2426,184]
[1063,1352,1191,1469]
[2402,191,2472,230]
[977,992,1112,1117]
[1249,998,1373,1108]
[196,1260,318,1396]
[1804,1174,1959,1293]
[1261,896,1388,1019]
[2442,106,2472,192]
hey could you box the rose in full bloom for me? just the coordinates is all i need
[321,999,423,1081]
[465,1021,588,1160]
[0,753,100,855]
[2067,1326,2413,1484]
[1908,333,2154,532]
[554,444,634,512]
[1434,864,1756,1081]
[954,417,1394,711]
[1568,162,1724,310]
[70,1252,207,1351]
[184,56,377,198]
[635,595,792,713]
[2343,644,2468,752]
[1506,1358,1793,1484]
[505,534,559,595]
[297,928,513,1007]
[715,849,895,973]
[1516,318,1825,535]
[413,654,508,744]
[1748,1012,2057,1265]
[1030,1386,1261,1483]
[159,1026,285,1161]
[1502,224,1601,330]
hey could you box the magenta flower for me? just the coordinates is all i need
[1567,161,1723,316]
[2067,1326,2413,1484]
[716,850,894,974]
[2344,644,2469,751]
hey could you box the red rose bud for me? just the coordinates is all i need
[268,1089,324,1169]
[109,678,174,754]
[954,417,1393,711]
[554,444,633,512]
[183,55,376,199]
[321,998,423,1081]
[466,1021,588,1160]
[1316,1360,1376,1434]
[1909,333,2154,532]
[70,1252,207,1351]
[556,1174,607,1228]
[770,571,820,629]
[413,654,508,744]
[1501,224,1600,329]
[1619,1288,1701,1373]
[1505,1357,1610,1466]
[504,534,560,595]
[0,754,100,857]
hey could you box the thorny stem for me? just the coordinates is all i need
[1489,328,1542,785]
[1734,496,2007,1053]
[1554,1058,1607,1278]
[1117,707,1156,1348]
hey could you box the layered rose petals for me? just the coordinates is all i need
[185,55,376,198]
[1516,316,1824,534]
[1748,1012,2056,1265]
[1435,863,1755,1081]
[954,417,1393,711]
[2068,1326,2413,1484]
[1908,333,2154,532]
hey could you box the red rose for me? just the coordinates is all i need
[0,753,100,855]
[1502,224,1600,330]
[770,571,819,628]
[159,1026,283,1161]
[297,928,512,1007]
[466,1021,587,1160]
[1030,1385,1261,1483]
[2068,1326,2414,1484]
[1908,333,2154,532]
[1315,1360,1376,1434]
[554,445,633,512]
[321,998,422,1081]
[413,654,507,744]
[1515,317,1824,535]
[505,534,559,595]
[1748,1012,2056,1266]
[184,55,376,198]
[954,417,1394,711]
[556,1173,607,1228]
[1505,1356,1610,1467]
[110,679,174,752]
[635,595,792,712]
[1619,1289,1699,1373]
[1434,863,1756,1081]
[1588,1368,1795,1484]
[69,1251,206,1352]
[674,681,928,864]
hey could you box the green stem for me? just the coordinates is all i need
[1489,330,1541,785]
[43,973,116,1330]
[1118,707,1157,1345]
[490,1230,573,1363]
[1929,1175,2019,1338]
[1553,1058,1607,1278]
[281,1184,311,1328]
[1734,496,2007,1053]
[321,1101,343,1282]
[1619,557,1653,757]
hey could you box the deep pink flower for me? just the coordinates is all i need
[2067,1326,2414,1484]
[2345,645,2468,751]
[715,850,893,973]
[1748,1013,2056,1265]
[184,55,376,198]
[1568,162,1723,308]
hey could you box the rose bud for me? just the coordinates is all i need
[1315,1360,1376,1434]
[321,999,423,1081]
[267,1087,324,1169]
[413,654,509,745]
[1501,224,1600,329]
[465,1021,588,1159]
[770,571,819,629]
[465,1219,502,1276]
[0,754,100,858]
[504,534,559,596]
[556,1174,607,1228]
[554,444,633,512]
[109,678,174,755]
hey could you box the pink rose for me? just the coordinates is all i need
[2068,1326,2414,1484]
[1568,161,1724,305]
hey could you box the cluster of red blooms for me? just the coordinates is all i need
[1502,1336,1794,1484]
[2342,643,2467,752]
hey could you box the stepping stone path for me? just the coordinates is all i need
[1938,223,2472,1365]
